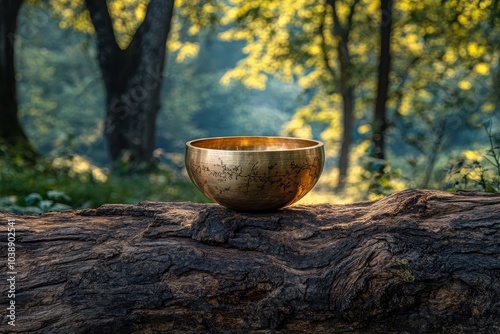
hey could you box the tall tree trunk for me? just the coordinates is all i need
[326,0,360,191]
[84,0,175,171]
[0,0,36,160]
[372,0,393,165]
[336,39,355,191]
[494,51,500,111]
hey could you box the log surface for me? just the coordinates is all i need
[1,189,500,333]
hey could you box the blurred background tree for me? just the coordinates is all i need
[217,0,499,198]
[44,0,174,171]
[0,0,37,161]
[0,0,499,213]
[83,0,174,171]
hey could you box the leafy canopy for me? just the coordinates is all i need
[42,0,218,61]
[216,0,499,195]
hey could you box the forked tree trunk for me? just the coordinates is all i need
[84,0,174,170]
[1,189,500,333]
[0,0,36,160]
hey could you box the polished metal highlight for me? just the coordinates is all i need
[185,136,325,211]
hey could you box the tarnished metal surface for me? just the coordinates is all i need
[185,136,324,211]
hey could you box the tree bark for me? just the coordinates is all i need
[372,0,393,165]
[336,38,355,191]
[2,189,500,333]
[326,0,360,191]
[0,0,36,160]
[84,0,174,170]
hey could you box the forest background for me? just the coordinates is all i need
[1,0,499,214]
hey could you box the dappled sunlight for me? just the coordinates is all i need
[48,0,150,49]
[463,150,484,162]
[107,0,149,48]
[296,163,407,205]
[52,155,108,182]
[3,0,499,215]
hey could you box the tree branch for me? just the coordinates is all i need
[325,0,361,40]
[325,0,344,36]
[84,0,121,88]
[128,0,175,53]
[125,0,174,78]
[345,0,361,41]
[319,6,337,84]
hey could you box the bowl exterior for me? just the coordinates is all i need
[185,143,324,211]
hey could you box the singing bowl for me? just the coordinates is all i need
[185,136,325,211]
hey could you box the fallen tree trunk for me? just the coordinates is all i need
[1,189,500,333]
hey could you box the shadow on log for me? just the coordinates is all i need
[1,189,500,333]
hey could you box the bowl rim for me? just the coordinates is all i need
[186,136,324,153]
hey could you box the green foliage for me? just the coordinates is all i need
[6,3,296,211]
[16,4,106,161]
[0,191,72,215]
[16,4,297,161]
[9,0,500,208]
[362,158,404,197]
[443,121,500,193]
[217,0,500,198]
[0,150,209,214]
[445,160,495,193]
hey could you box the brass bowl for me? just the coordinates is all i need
[185,136,324,211]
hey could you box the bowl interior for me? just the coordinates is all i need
[188,136,322,151]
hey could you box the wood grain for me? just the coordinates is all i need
[1,189,500,333]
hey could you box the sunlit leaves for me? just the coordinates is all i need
[218,0,499,195]
[35,0,500,195]
[219,0,339,89]
[43,0,93,34]
[45,0,213,59]
[458,80,472,91]
[107,0,149,48]
[46,0,150,49]
[166,0,224,61]
[169,41,200,62]
[474,63,490,75]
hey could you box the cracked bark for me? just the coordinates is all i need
[1,189,500,333]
